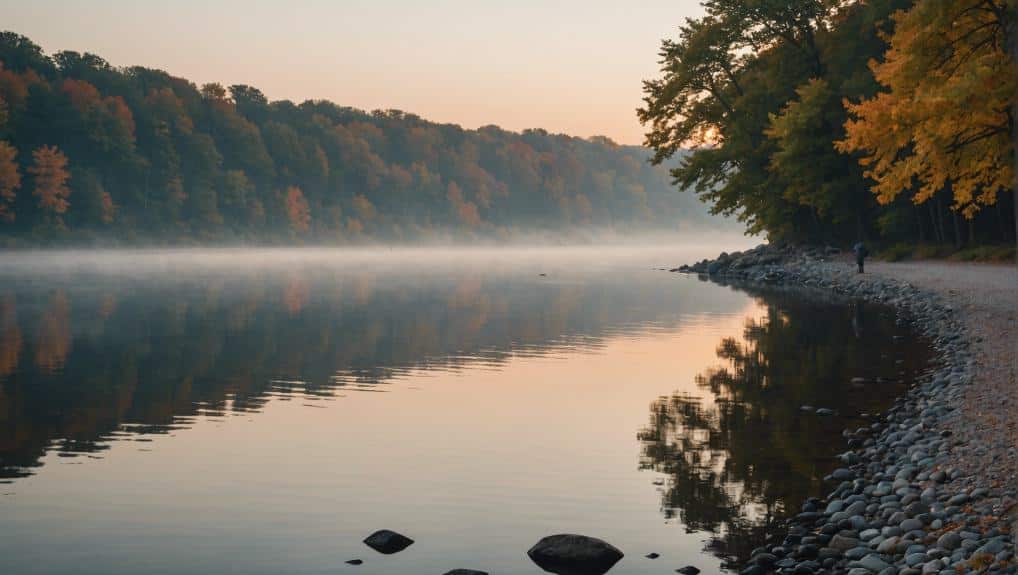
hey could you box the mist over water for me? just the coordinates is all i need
[0,243,931,575]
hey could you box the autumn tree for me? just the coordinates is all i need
[28,145,71,218]
[0,30,731,243]
[284,185,310,234]
[0,141,19,220]
[837,0,1017,237]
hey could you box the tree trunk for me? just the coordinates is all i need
[935,196,947,244]
[929,202,942,243]
[997,200,1008,241]
[952,210,963,248]
[917,205,926,243]
[1008,2,1018,255]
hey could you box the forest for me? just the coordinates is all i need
[640,0,1017,250]
[0,32,718,245]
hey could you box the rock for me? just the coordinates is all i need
[845,501,868,516]
[740,565,763,575]
[936,532,961,551]
[816,408,836,416]
[832,468,856,481]
[946,494,968,506]
[527,534,624,575]
[859,554,892,573]
[818,547,842,560]
[973,539,1006,556]
[900,518,924,532]
[753,553,778,567]
[345,559,363,565]
[363,530,414,554]
[877,537,901,554]
[831,535,863,552]
[645,553,659,559]
[921,560,942,575]
[905,553,926,566]
[443,571,489,575]
[847,547,871,560]
[676,567,701,575]
[795,560,820,574]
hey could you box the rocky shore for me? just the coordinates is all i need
[675,244,1016,575]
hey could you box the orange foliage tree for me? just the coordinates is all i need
[28,145,71,217]
[0,141,20,221]
[284,185,311,234]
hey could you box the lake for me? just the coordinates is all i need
[0,246,933,575]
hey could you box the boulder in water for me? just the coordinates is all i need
[363,529,414,554]
[527,534,624,575]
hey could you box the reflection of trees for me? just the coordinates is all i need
[638,291,931,568]
[33,291,72,373]
[0,268,722,479]
[0,295,21,378]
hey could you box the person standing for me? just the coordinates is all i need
[853,242,868,273]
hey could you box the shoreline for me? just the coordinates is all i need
[676,245,1016,575]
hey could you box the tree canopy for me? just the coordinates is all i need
[0,33,722,245]
[641,0,1017,247]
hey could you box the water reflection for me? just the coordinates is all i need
[638,287,932,568]
[0,256,742,480]
[0,250,936,575]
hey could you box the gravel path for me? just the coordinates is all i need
[864,261,1017,500]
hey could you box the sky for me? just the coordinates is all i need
[2,0,705,145]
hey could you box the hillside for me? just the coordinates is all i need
[0,33,725,245]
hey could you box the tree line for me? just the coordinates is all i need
[0,32,719,245]
[640,0,1016,249]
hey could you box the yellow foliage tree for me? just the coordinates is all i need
[837,0,1017,220]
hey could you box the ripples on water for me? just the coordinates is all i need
[0,247,931,575]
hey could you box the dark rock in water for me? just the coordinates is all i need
[815,408,835,416]
[753,552,778,567]
[645,553,660,559]
[363,529,414,554]
[676,566,701,575]
[830,468,854,480]
[739,565,763,575]
[443,570,489,575]
[527,534,624,575]
[345,559,363,565]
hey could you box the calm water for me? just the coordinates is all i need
[0,247,932,575]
